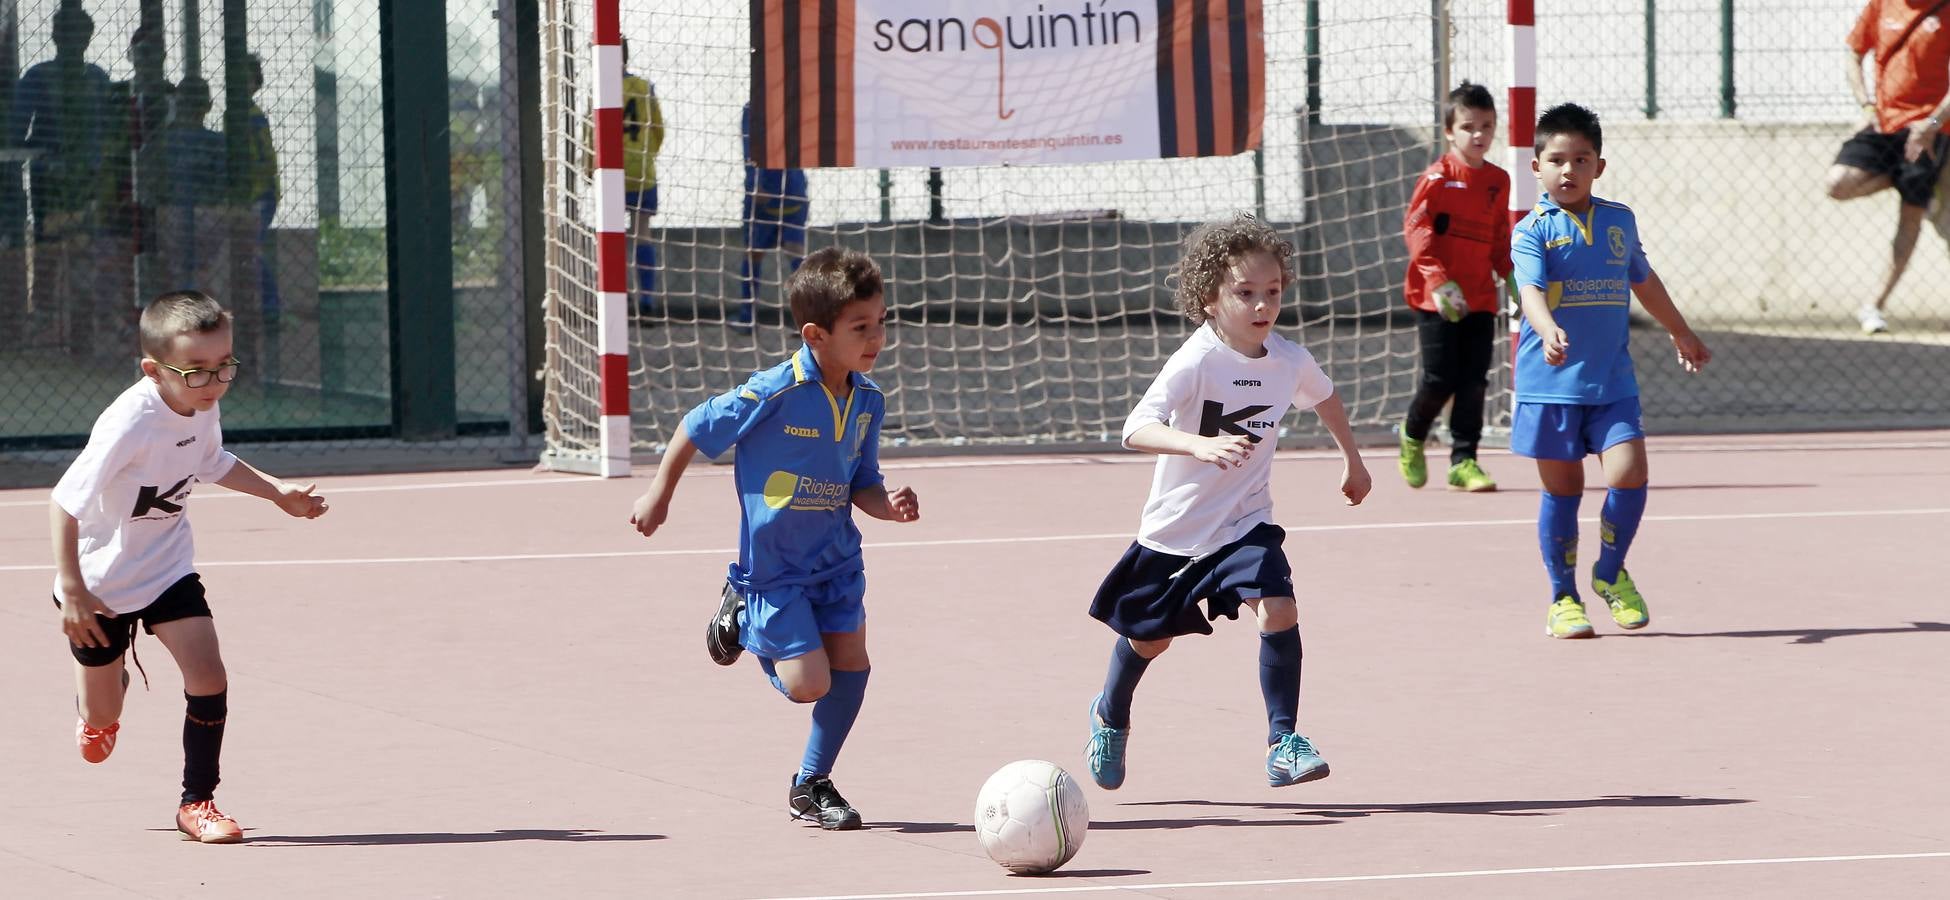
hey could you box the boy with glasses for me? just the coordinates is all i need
[50,290,328,842]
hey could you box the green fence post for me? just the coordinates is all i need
[879,169,891,224]
[1644,0,1658,119]
[516,0,544,434]
[380,0,456,439]
[1719,0,1735,118]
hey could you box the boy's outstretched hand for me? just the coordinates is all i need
[630,490,670,538]
[1191,434,1256,470]
[58,587,111,648]
[1671,330,1711,373]
[1340,458,1372,506]
[887,485,920,522]
[275,482,328,518]
[1541,325,1571,366]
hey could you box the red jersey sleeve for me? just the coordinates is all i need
[1402,166,1450,310]
[1491,166,1515,280]
[1848,1,1877,57]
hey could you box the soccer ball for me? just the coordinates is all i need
[973,759,1090,875]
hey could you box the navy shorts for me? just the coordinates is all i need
[1834,126,1950,209]
[626,187,659,215]
[736,570,866,661]
[53,573,211,667]
[743,192,809,250]
[1089,523,1294,641]
[1510,397,1645,461]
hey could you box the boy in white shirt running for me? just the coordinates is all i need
[1084,214,1371,791]
[51,290,327,843]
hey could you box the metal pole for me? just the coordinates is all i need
[927,167,943,223]
[1304,0,1321,125]
[1644,0,1658,119]
[878,168,890,223]
[1719,0,1735,118]
[1432,0,1449,149]
[183,0,200,78]
[380,0,458,440]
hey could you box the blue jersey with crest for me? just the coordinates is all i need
[682,346,885,592]
[1511,194,1652,404]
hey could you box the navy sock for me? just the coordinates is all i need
[797,668,869,784]
[1594,486,1648,584]
[740,258,760,301]
[634,241,658,296]
[1095,638,1153,729]
[1258,627,1302,746]
[181,691,227,804]
[1539,491,1582,601]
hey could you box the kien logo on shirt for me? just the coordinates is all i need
[1200,401,1273,443]
[131,475,193,518]
[762,470,850,511]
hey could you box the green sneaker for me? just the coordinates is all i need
[1593,569,1650,629]
[1446,458,1497,492]
[1398,433,1428,488]
[1546,595,1595,639]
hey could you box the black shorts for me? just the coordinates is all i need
[53,573,211,667]
[1088,523,1294,641]
[1834,126,1950,208]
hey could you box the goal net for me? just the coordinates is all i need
[541,1,1496,470]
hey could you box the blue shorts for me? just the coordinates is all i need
[1088,523,1294,641]
[743,193,808,250]
[1510,397,1645,461]
[737,570,866,661]
[626,187,658,215]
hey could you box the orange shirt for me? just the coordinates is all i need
[1402,153,1513,315]
[1849,0,1950,133]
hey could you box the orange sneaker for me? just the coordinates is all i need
[76,719,119,764]
[176,800,243,844]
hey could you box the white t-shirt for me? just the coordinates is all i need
[51,380,239,614]
[1123,324,1336,557]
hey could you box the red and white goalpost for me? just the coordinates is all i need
[591,0,630,477]
[1500,0,1536,421]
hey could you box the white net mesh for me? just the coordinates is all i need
[543,1,1477,458]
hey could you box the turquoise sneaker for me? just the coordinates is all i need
[1084,694,1129,790]
[1266,732,1330,786]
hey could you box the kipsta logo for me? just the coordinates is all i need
[872,2,1143,120]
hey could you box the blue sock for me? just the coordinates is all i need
[739,258,760,301]
[1539,491,1582,601]
[1258,627,1301,745]
[1593,486,1648,584]
[797,668,869,783]
[1095,638,1152,729]
[634,241,658,296]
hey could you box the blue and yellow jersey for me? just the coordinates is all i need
[682,346,885,592]
[1511,194,1651,405]
[622,73,664,191]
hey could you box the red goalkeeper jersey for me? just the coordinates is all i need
[1402,153,1514,315]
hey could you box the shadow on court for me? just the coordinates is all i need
[1121,794,1749,819]
[235,829,667,847]
[1621,622,1950,645]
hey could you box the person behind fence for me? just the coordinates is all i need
[154,77,228,292]
[1511,104,1711,640]
[1081,214,1371,794]
[237,54,281,359]
[628,247,920,831]
[738,102,809,332]
[49,290,329,844]
[10,1,110,353]
[1825,0,1950,335]
[622,38,665,314]
[1397,81,1511,494]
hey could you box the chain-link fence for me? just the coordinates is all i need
[0,0,534,487]
[1451,0,1950,433]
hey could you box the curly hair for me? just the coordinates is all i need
[1170,214,1296,324]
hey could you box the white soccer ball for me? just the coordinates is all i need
[973,759,1090,875]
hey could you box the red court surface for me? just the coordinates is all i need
[3,432,1948,898]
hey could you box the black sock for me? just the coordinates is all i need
[182,691,227,804]
[1258,627,1302,746]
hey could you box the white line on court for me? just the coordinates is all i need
[748,850,1950,900]
[1,506,1944,573]
[4,435,1944,509]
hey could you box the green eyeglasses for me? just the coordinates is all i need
[151,358,242,388]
